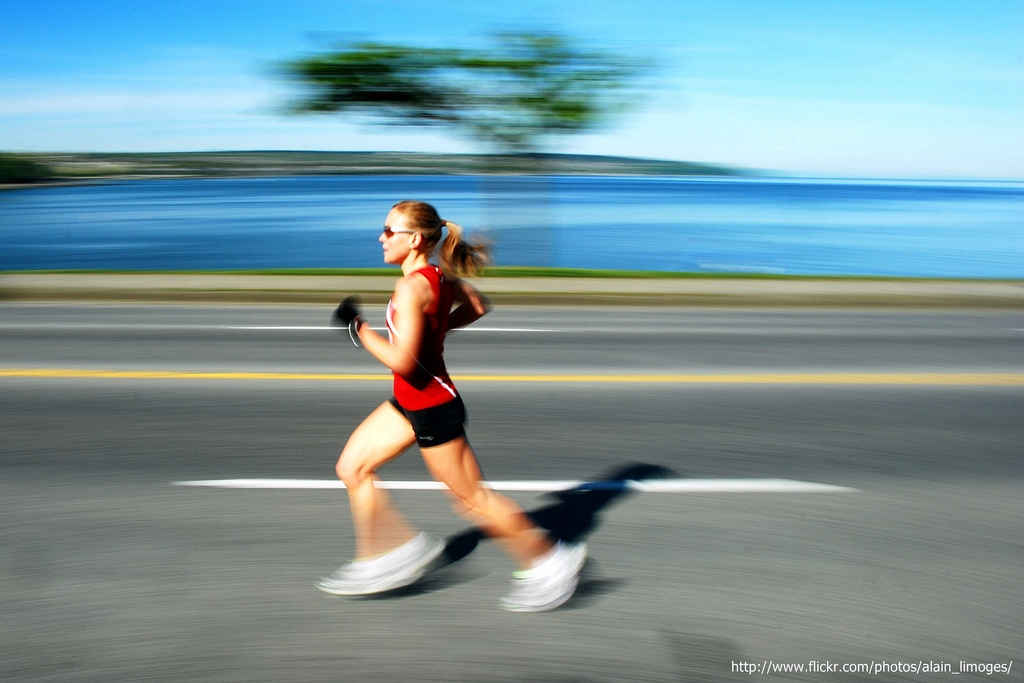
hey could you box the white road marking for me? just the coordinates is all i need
[227,326,556,332]
[0,323,554,332]
[172,478,858,493]
[448,328,557,333]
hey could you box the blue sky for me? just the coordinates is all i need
[1,0,1022,179]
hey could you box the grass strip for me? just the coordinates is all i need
[3,268,1019,282]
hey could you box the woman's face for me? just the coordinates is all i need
[379,208,417,265]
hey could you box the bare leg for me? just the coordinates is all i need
[336,401,419,559]
[420,436,553,570]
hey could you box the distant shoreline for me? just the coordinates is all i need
[1,150,748,183]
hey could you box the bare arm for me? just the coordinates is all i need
[447,278,492,330]
[356,275,431,377]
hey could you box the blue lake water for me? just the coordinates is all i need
[1,175,1021,277]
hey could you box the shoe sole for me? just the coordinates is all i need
[315,539,446,596]
[499,542,588,612]
[500,574,580,612]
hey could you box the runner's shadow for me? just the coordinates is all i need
[364,462,675,600]
[440,462,676,565]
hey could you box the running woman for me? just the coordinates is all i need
[315,200,586,612]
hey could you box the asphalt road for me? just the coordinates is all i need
[2,304,1022,682]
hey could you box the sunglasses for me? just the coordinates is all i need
[382,226,417,238]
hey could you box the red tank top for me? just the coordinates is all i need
[385,265,459,410]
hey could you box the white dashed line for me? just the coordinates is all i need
[172,478,858,493]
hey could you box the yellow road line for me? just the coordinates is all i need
[2,368,1023,385]
[0,368,390,381]
[457,373,1024,385]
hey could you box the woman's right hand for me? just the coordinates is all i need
[332,296,362,327]
[332,296,364,346]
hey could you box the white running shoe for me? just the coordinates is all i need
[315,532,446,596]
[500,541,587,612]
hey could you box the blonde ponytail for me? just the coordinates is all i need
[389,200,489,278]
[440,220,489,278]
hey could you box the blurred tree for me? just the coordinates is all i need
[280,32,649,153]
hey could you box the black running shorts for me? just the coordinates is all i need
[388,395,467,448]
